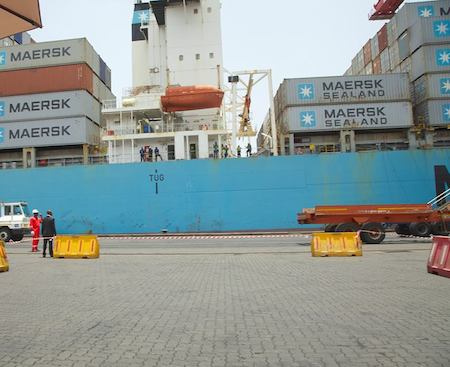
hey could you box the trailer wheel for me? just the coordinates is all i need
[360,223,386,244]
[395,224,410,235]
[409,222,431,237]
[335,223,360,232]
[324,224,337,232]
[0,228,12,242]
[431,222,450,236]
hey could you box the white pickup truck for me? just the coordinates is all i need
[0,202,32,242]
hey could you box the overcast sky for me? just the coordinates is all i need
[31,0,423,127]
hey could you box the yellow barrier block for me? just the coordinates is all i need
[54,235,100,259]
[0,241,10,272]
[311,232,362,257]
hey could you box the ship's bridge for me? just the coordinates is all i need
[150,0,200,25]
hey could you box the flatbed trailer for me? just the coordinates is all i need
[298,200,449,244]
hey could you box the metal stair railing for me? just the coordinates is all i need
[428,188,450,211]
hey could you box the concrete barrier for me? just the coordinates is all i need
[311,232,362,257]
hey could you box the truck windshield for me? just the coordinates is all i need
[21,204,31,217]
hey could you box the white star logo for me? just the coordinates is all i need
[436,22,449,35]
[444,107,450,120]
[300,86,312,98]
[0,105,3,114]
[420,8,433,17]
[0,54,5,64]
[438,51,450,64]
[441,80,450,93]
[302,113,315,126]
[139,12,149,23]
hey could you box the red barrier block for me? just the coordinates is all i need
[427,236,450,278]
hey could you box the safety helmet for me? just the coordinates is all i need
[32,209,39,214]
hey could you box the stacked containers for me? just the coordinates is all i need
[0,38,114,151]
[346,0,450,132]
[274,74,412,134]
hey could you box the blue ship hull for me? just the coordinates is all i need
[1,149,449,234]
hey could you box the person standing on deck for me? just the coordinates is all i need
[41,210,57,258]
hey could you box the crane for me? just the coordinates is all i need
[238,74,256,137]
[369,0,405,20]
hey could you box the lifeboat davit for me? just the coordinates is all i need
[161,85,224,113]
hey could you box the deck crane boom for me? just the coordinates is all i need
[369,0,405,20]
[238,74,256,137]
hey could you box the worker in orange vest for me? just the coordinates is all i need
[29,209,42,253]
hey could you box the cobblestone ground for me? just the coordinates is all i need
[1,237,449,367]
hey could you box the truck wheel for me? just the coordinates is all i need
[324,224,337,232]
[409,222,431,237]
[11,234,24,242]
[0,228,12,242]
[395,224,410,235]
[335,223,360,232]
[360,223,386,244]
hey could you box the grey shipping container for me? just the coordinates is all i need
[0,38,112,90]
[380,48,391,73]
[282,102,413,132]
[398,31,411,62]
[412,72,450,103]
[410,44,450,82]
[0,117,100,149]
[414,99,450,126]
[387,17,398,46]
[0,90,101,124]
[395,0,450,39]
[409,16,450,54]
[371,36,379,58]
[389,41,400,69]
[275,74,410,113]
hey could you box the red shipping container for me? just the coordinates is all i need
[0,64,94,97]
[427,236,450,279]
[363,40,372,66]
[373,56,382,74]
[377,24,388,53]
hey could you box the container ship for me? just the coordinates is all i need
[0,0,448,235]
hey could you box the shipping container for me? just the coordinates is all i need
[365,62,373,75]
[409,16,450,54]
[387,17,398,46]
[398,31,411,62]
[0,64,115,103]
[412,72,450,104]
[282,102,413,132]
[0,117,100,149]
[364,40,372,66]
[395,0,450,39]
[0,38,112,89]
[414,99,450,126]
[0,90,101,124]
[400,56,412,74]
[373,56,382,74]
[344,66,353,76]
[275,74,410,112]
[410,44,450,82]
[371,36,380,58]
[389,41,400,69]
[378,24,389,52]
[380,48,391,73]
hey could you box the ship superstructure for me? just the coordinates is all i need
[102,0,230,163]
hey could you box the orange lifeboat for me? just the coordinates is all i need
[161,85,224,113]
